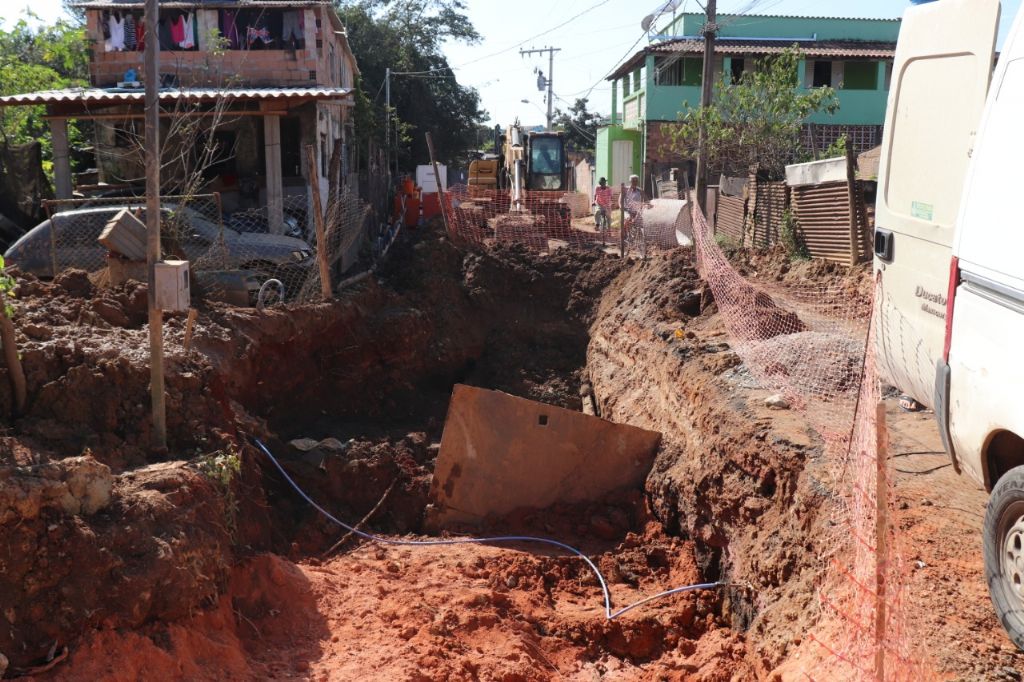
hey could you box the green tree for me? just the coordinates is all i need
[553,98,601,155]
[0,13,89,172]
[670,47,838,179]
[335,0,487,168]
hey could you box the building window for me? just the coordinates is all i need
[655,57,701,86]
[622,74,630,98]
[812,60,832,88]
[843,61,878,90]
[730,58,745,84]
[633,68,642,93]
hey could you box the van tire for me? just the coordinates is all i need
[984,465,1024,650]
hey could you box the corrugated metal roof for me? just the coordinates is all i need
[608,39,896,80]
[656,38,897,58]
[0,86,353,107]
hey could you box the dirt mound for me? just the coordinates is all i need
[586,249,835,676]
[3,461,232,669]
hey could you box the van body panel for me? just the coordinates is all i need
[948,6,1024,487]
[948,282,1024,488]
[874,0,1000,405]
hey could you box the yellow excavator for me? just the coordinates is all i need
[468,120,569,213]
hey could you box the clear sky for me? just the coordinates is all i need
[6,0,1023,126]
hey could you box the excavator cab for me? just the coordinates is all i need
[525,133,566,191]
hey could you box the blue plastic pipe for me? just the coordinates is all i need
[254,438,722,620]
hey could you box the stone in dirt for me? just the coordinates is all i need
[764,394,790,410]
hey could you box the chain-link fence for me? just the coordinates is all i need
[34,188,373,308]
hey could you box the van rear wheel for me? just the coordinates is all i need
[984,465,1024,650]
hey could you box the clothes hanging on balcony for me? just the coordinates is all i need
[220,9,241,50]
[170,13,186,46]
[107,13,125,51]
[281,10,304,47]
[179,12,195,49]
[155,16,172,50]
[123,13,137,51]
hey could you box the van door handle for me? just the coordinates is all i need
[875,228,894,261]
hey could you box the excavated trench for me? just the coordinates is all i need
[0,226,837,680]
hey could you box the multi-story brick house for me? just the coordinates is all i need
[595,12,900,191]
[0,0,359,233]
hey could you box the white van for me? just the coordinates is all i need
[875,0,1024,647]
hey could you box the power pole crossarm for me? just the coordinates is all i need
[695,0,716,216]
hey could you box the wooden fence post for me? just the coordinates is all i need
[846,144,860,266]
[305,145,333,301]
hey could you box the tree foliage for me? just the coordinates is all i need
[553,98,601,155]
[670,48,838,179]
[335,0,487,168]
[0,13,89,170]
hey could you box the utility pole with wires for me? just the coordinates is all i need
[695,0,716,215]
[520,46,561,131]
[143,0,166,450]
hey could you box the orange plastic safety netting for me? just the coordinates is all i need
[440,185,687,256]
[689,204,934,681]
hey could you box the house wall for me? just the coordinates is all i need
[595,125,643,190]
[87,7,356,89]
[671,13,900,42]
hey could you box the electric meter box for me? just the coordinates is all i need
[154,260,190,312]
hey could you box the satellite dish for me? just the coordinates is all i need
[641,0,683,33]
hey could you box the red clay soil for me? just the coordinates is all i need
[5,233,1024,680]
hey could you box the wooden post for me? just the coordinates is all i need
[846,143,860,266]
[305,145,333,301]
[619,183,626,258]
[425,133,450,235]
[694,0,717,216]
[874,400,890,681]
[183,308,198,354]
[144,0,166,450]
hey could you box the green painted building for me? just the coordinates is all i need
[594,13,901,190]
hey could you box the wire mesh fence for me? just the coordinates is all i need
[689,204,934,680]
[35,189,373,308]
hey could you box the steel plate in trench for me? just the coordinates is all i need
[426,384,662,529]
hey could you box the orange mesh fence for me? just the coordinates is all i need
[440,185,685,257]
[689,204,934,680]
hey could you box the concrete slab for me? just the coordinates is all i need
[426,385,662,529]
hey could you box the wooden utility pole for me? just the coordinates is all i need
[695,0,717,216]
[144,0,166,450]
[305,145,333,300]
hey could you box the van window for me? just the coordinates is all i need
[884,55,979,229]
[957,59,1024,279]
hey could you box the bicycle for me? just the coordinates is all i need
[622,212,648,260]
[593,203,611,232]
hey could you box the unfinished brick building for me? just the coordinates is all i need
[0,0,359,233]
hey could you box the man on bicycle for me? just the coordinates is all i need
[593,177,612,231]
[623,174,643,221]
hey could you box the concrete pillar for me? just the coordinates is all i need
[798,59,808,90]
[877,60,888,90]
[263,115,284,234]
[49,118,73,200]
[611,78,619,125]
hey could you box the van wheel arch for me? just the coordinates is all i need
[987,431,1024,491]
